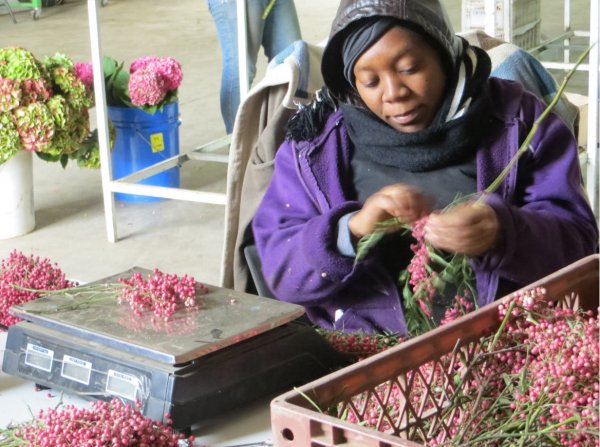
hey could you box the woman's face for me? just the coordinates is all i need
[353,26,447,133]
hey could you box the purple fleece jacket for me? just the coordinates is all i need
[252,78,599,334]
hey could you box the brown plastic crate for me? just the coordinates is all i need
[271,254,599,447]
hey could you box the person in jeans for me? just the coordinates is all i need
[207,0,301,134]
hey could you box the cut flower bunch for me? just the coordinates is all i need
[0,250,207,330]
[0,47,99,168]
[327,287,599,447]
[0,250,74,328]
[76,55,183,114]
[0,398,195,446]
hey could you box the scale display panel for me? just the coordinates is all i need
[9,268,305,364]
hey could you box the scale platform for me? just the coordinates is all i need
[2,268,349,431]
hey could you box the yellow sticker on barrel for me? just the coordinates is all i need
[150,133,165,153]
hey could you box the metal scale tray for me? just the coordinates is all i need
[2,268,348,431]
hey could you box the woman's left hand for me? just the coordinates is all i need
[424,201,500,256]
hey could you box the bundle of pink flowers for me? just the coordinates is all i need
[74,55,183,110]
[117,269,207,323]
[0,250,74,328]
[333,288,599,446]
[0,399,194,446]
[127,56,182,107]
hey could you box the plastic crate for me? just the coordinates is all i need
[270,254,599,447]
[461,0,541,49]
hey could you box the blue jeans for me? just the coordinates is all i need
[207,0,301,134]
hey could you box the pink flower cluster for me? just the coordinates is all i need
[406,217,439,320]
[73,62,94,90]
[11,399,194,446]
[402,215,476,335]
[0,250,74,328]
[320,329,403,361]
[336,288,599,447]
[128,56,182,107]
[117,269,207,323]
[13,102,55,152]
[0,78,51,113]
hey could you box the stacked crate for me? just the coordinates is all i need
[461,0,542,49]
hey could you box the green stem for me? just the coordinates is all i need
[488,300,515,353]
[261,0,277,19]
[480,44,594,199]
[458,416,581,446]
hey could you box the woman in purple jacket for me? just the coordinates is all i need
[252,0,598,334]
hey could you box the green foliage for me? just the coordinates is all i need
[102,56,133,108]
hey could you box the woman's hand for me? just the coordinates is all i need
[425,201,500,256]
[349,184,433,241]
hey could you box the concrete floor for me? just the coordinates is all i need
[0,0,593,287]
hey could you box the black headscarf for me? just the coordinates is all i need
[338,17,492,172]
[341,17,452,89]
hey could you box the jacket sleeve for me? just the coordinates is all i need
[252,139,363,305]
[475,92,599,298]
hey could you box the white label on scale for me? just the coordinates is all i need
[106,369,139,401]
[25,343,54,372]
[61,355,92,385]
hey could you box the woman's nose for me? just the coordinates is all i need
[382,75,409,102]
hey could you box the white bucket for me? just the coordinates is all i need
[0,151,35,239]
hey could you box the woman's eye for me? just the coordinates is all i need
[359,78,379,88]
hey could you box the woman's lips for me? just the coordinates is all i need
[390,108,419,125]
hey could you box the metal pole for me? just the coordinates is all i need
[586,0,599,216]
[484,0,496,38]
[87,0,117,242]
[237,0,249,101]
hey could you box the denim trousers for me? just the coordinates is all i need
[207,0,301,134]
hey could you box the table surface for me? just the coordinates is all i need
[0,331,274,447]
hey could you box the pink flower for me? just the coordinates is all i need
[20,79,52,105]
[130,56,183,92]
[0,250,73,327]
[74,62,93,90]
[129,56,161,74]
[0,77,22,112]
[128,65,167,107]
[155,57,183,90]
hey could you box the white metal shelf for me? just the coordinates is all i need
[87,0,248,242]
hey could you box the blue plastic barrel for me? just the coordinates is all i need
[108,102,181,203]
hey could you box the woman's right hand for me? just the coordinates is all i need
[348,184,433,242]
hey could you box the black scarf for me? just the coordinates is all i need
[342,42,492,173]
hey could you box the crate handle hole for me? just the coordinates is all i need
[281,428,295,441]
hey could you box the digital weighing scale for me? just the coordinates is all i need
[2,268,348,432]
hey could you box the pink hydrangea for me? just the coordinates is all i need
[74,62,94,90]
[128,65,167,107]
[129,56,161,74]
[130,56,182,92]
[0,77,21,112]
[155,57,183,91]
[13,102,55,152]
